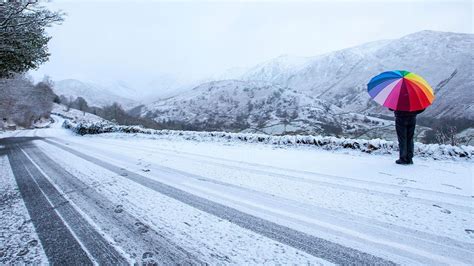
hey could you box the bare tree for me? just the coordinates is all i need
[33,80,55,118]
[71,97,89,115]
[436,126,459,146]
[0,74,55,127]
[58,95,68,105]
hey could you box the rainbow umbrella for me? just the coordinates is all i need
[367,70,435,111]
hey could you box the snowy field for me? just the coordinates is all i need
[0,115,473,264]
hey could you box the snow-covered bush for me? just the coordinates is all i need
[63,120,147,135]
[62,119,473,160]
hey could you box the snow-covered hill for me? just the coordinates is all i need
[241,55,313,84]
[138,30,474,138]
[243,31,474,120]
[54,79,138,109]
[51,103,108,124]
[138,31,472,140]
[137,80,418,140]
[140,79,330,134]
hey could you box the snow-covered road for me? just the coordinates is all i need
[1,117,473,265]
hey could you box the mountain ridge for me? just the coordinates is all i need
[136,30,472,138]
[53,79,138,109]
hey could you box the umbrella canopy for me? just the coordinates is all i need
[367,70,435,111]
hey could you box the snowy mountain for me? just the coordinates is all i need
[137,79,409,139]
[241,55,312,84]
[137,30,470,139]
[94,79,140,101]
[139,80,329,134]
[54,79,138,109]
[137,74,192,101]
[242,31,473,120]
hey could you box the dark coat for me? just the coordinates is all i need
[389,108,425,162]
[389,109,425,118]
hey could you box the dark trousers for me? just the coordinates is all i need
[395,116,417,162]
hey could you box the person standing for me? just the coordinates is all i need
[367,70,435,165]
[390,109,424,165]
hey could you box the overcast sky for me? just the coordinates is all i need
[32,0,473,86]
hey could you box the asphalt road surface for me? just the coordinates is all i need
[1,136,396,265]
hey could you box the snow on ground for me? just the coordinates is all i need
[34,141,328,265]
[3,115,474,264]
[0,153,47,264]
[32,117,53,129]
[0,129,21,139]
[47,133,474,236]
[51,103,106,124]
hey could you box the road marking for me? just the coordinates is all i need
[21,151,99,265]
[25,143,202,265]
[6,144,93,265]
[19,145,129,265]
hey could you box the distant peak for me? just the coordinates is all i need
[402,30,472,38]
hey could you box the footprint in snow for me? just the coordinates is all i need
[27,240,38,247]
[17,247,29,256]
[114,205,123,213]
[396,178,416,185]
[135,222,149,234]
[20,235,30,242]
[142,252,153,259]
[441,209,451,214]
[465,229,474,237]
[432,204,451,214]
[400,190,408,197]
[142,252,157,265]
[210,253,231,262]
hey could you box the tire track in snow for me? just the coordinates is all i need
[54,137,472,212]
[43,138,395,265]
[146,146,472,203]
[5,142,94,265]
[44,138,474,264]
[130,143,472,211]
[22,142,202,265]
[152,145,470,200]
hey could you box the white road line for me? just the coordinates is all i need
[18,146,98,265]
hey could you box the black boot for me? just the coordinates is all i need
[396,159,409,165]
